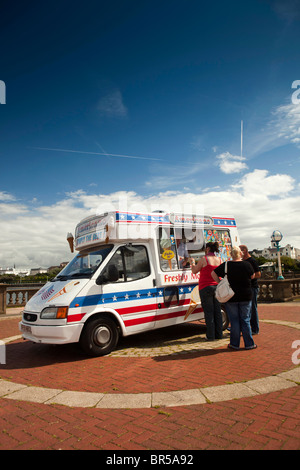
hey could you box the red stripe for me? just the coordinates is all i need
[116,298,190,316]
[66,302,203,326]
[67,313,86,323]
[124,307,203,327]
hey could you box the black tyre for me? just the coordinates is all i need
[221,306,229,330]
[80,316,119,356]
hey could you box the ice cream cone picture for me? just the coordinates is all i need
[160,238,174,269]
[67,232,74,252]
[48,281,80,302]
[162,249,174,269]
[184,286,200,320]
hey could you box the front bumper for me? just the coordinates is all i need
[19,321,83,345]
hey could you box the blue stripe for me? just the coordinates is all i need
[70,284,197,308]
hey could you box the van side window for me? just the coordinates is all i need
[104,245,150,282]
[123,245,150,281]
[158,227,179,271]
[174,227,205,268]
[204,229,232,261]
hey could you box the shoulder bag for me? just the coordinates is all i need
[215,261,234,303]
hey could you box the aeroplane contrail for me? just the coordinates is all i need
[30,147,162,161]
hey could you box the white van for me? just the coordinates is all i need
[19,210,240,356]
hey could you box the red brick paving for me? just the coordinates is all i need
[0,303,299,450]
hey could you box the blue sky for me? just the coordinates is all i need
[1,0,300,267]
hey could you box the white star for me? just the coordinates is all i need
[147,291,151,296]
[125,293,129,300]
[113,295,117,301]
[136,292,140,298]
[158,290,163,296]
[188,287,192,292]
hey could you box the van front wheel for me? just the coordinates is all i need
[80,316,119,356]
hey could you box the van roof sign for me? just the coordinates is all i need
[74,211,236,250]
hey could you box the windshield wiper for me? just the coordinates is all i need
[53,275,69,281]
[69,272,92,278]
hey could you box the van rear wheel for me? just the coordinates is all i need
[80,316,119,356]
[221,307,229,330]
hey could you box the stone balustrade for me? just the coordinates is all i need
[257,278,300,302]
[0,278,300,315]
[0,284,41,314]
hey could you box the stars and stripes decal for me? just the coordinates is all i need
[68,284,203,326]
[116,211,236,228]
[212,217,236,227]
[116,212,170,224]
[70,284,197,308]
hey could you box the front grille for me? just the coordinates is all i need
[23,312,38,322]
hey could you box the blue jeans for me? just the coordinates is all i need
[225,301,255,349]
[250,287,259,334]
[199,286,223,340]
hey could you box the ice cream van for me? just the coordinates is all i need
[19,210,240,356]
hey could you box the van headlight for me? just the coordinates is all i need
[40,307,68,319]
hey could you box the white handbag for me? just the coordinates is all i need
[215,262,235,303]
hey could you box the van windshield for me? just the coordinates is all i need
[53,245,113,281]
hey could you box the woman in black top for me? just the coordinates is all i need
[212,246,256,350]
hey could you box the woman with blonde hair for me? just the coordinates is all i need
[211,246,256,350]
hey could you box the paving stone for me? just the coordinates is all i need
[200,383,258,403]
[0,379,27,396]
[96,393,151,409]
[152,388,207,407]
[46,390,103,408]
[245,376,297,394]
[5,385,62,403]
[278,368,300,383]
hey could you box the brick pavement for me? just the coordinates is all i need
[0,303,299,450]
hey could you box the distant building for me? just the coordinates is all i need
[0,267,30,276]
[30,268,48,276]
[251,244,300,261]
[0,262,69,277]
[47,262,68,273]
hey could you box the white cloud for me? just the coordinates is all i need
[216,151,248,174]
[97,89,128,118]
[1,168,300,268]
[248,101,300,157]
[232,169,295,198]
[0,191,16,201]
[271,102,300,146]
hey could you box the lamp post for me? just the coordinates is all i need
[271,230,284,280]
